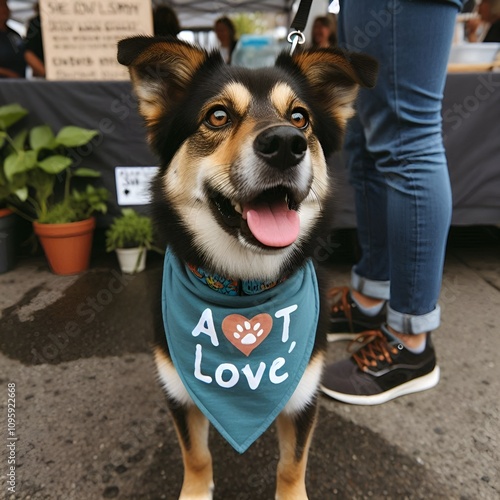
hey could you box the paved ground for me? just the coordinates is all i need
[0,228,499,500]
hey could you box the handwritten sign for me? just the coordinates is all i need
[115,166,158,205]
[39,0,153,80]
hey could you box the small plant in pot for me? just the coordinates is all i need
[0,103,109,275]
[105,208,158,274]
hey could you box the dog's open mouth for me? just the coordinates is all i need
[208,187,301,248]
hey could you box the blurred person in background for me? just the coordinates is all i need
[467,0,500,42]
[0,0,26,78]
[311,14,338,48]
[24,3,45,77]
[153,5,181,37]
[214,16,237,64]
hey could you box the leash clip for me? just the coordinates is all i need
[287,30,305,55]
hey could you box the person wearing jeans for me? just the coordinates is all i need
[321,0,464,405]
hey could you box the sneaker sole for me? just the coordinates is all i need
[327,332,359,342]
[320,365,440,406]
[328,320,384,342]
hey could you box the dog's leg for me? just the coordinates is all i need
[275,401,318,500]
[169,402,214,500]
[155,346,213,499]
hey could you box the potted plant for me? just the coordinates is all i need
[105,208,156,274]
[0,103,29,273]
[0,103,109,275]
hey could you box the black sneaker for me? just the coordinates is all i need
[321,327,440,405]
[328,286,386,342]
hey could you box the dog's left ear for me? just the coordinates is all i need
[118,36,212,127]
[287,49,378,126]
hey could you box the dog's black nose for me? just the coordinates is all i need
[254,126,307,170]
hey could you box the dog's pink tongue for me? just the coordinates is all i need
[243,200,300,247]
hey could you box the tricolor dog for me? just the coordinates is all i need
[118,37,377,499]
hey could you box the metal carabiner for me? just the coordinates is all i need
[287,30,306,55]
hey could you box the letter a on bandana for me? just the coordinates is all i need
[162,249,319,453]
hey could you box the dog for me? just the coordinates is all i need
[118,36,377,499]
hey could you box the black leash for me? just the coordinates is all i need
[287,0,314,54]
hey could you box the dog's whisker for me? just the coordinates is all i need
[210,178,239,200]
[305,184,323,211]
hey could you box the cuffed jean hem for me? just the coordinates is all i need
[351,267,390,300]
[387,304,441,335]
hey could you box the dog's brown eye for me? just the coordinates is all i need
[206,107,230,128]
[291,109,309,129]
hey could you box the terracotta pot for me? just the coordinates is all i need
[33,217,96,275]
[0,208,16,274]
[0,208,13,218]
[115,247,146,274]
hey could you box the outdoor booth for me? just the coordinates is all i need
[2,72,500,228]
[2,0,500,229]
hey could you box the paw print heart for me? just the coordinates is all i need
[221,313,273,356]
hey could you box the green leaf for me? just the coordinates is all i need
[0,104,28,130]
[2,129,27,156]
[96,202,107,214]
[27,169,54,214]
[30,125,55,151]
[121,208,136,217]
[55,126,98,147]
[12,129,28,151]
[37,155,72,174]
[4,151,37,181]
[14,187,28,202]
[72,167,101,177]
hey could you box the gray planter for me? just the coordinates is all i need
[0,210,17,274]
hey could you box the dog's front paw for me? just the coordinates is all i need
[179,481,214,500]
[275,491,308,500]
[179,494,213,500]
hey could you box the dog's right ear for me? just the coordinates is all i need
[286,48,378,128]
[117,36,210,127]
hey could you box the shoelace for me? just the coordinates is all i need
[328,286,354,331]
[349,330,400,371]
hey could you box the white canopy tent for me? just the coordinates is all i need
[7,0,314,30]
[160,0,297,30]
[7,0,332,47]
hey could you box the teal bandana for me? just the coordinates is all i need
[162,248,319,453]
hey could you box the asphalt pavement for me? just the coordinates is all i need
[0,227,499,500]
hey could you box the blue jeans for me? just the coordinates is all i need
[338,0,462,334]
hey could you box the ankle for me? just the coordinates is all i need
[386,325,428,350]
[351,290,385,308]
